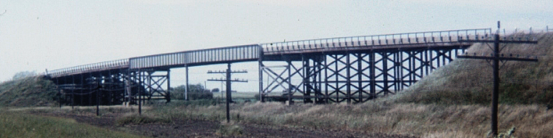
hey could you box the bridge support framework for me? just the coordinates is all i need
[259,47,465,103]
[54,68,171,108]
[126,69,171,104]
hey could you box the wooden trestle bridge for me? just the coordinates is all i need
[45,28,492,105]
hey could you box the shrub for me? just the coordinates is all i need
[170,84,213,100]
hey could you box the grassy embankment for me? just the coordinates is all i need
[0,76,58,107]
[395,32,553,106]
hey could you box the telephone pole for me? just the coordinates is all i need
[457,21,538,136]
[207,64,248,123]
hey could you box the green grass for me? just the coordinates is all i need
[0,111,140,138]
[0,76,58,107]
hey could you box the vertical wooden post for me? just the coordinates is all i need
[138,71,142,115]
[491,27,500,136]
[185,65,189,101]
[226,63,231,123]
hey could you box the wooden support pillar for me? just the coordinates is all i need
[287,60,293,105]
[226,63,231,123]
[167,70,171,103]
[185,65,189,101]
[138,71,142,115]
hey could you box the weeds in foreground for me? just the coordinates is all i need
[488,126,516,138]
[0,112,140,138]
[216,122,243,137]
[115,113,171,126]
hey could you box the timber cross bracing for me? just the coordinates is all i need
[46,28,491,104]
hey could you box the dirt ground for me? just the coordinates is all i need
[37,112,417,138]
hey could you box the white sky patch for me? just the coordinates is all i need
[406,0,553,13]
[127,0,201,5]
[235,0,335,7]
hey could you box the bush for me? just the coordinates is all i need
[170,84,213,100]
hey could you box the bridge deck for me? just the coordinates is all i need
[261,28,490,55]
[46,28,491,78]
[47,59,129,78]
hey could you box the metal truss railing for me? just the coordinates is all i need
[260,28,492,54]
[47,59,129,77]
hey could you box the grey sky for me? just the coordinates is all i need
[0,0,551,91]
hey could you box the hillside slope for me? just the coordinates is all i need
[395,32,553,106]
[0,76,58,107]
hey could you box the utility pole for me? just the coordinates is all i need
[207,68,248,102]
[207,64,248,123]
[457,21,538,136]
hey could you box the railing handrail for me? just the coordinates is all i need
[129,44,258,60]
[260,28,492,48]
[47,59,129,76]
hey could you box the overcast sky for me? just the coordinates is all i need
[0,0,551,91]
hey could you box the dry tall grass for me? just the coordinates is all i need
[152,101,553,137]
